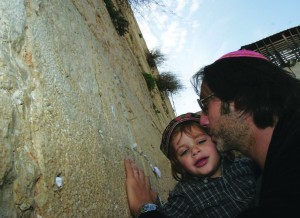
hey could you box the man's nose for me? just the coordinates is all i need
[200,114,209,128]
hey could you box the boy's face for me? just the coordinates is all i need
[172,126,221,178]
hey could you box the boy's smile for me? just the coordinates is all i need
[194,157,209,168]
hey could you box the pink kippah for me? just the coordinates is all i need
[216,50,269,62]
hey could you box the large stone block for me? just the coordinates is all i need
[0,0,176,217]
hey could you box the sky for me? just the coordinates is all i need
[133,0,300,116]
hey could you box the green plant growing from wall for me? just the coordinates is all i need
[104,0,129,36]
[142,71,181,116]
[142,72,156,91]
[156,72,183,95]
[146,48,166,69]
[142,71,183,96]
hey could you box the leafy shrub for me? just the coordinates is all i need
[142,72,156,91]
[156,72,183,94]
[104,0,129,36]
[146,48,166,68]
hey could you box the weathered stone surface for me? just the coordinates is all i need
[0,0,176,217]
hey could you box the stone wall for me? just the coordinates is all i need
[0,0,176,217]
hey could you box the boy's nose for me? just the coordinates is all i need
[200,114,209,127]
[191,145,200,156]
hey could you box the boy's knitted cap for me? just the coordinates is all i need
[216,49,269,62]
[160,113,200,158]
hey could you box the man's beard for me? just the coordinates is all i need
[209,112,254,156]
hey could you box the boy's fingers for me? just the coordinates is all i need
[124,159,144,181]
[124,159,135,178]
[138,169,146,182]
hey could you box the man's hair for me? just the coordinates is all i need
[192,57,300,128]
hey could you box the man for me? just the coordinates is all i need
[125,50,300,217]
[192,50,300,216]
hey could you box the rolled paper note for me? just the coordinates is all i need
[153,166,161,178]
[131,143,138,150]
[56,176,63,188]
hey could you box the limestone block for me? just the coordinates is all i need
[0,0,176,217]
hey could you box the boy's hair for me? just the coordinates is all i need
[160,113,202,157]
[192,50,300,128]
[160,113,209,181]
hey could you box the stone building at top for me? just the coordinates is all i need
[241,25,300,77]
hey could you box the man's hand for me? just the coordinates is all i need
[124,159,157,217]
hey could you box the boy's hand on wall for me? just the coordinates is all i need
[124,159,155,217]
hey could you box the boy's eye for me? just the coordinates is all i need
[180,149,189,156]
[197,139,206,145]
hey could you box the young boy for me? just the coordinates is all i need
[125,113,258,218]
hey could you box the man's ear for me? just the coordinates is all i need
[221,102,231,114]
[229,101,235,112]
